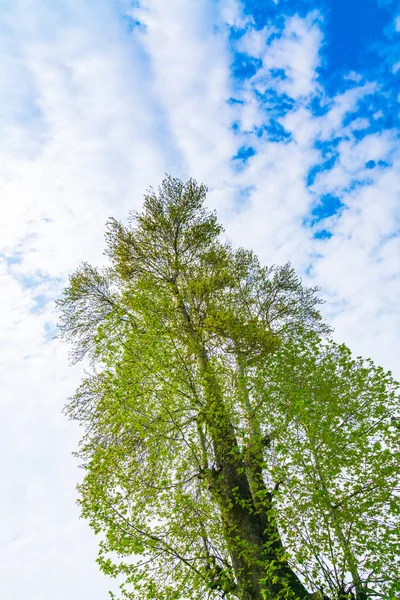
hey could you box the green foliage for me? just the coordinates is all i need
[252,333,400,598]
[57,177,400,600]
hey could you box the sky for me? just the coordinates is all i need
[0,0,399,598]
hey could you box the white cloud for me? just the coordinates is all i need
[218,0,254,29]
[276,83,380,156]
[238,25,276,58]
[309,159,400,371]
[129,0,237,188]
[0,259,115,600]
[344,71,363,82]
[313,130,397,195]
[1,1,175,278]
[240,11,323,99]
[316,82,377,139]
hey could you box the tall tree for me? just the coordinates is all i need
[57,177,400,600]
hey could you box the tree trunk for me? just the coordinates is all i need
[208,423,311,600]
[172,287,312,599]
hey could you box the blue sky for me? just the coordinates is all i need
[0,1,399,599]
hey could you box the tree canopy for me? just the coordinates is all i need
[57,176,400,600]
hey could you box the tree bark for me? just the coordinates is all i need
[172,286,312,599]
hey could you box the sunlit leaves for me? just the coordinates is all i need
[58,177,399,600]
[251,333,400,598]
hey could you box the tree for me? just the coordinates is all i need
[57,177,400,600]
